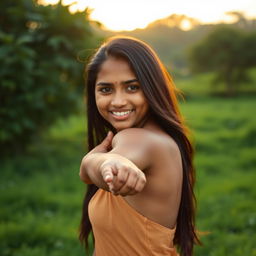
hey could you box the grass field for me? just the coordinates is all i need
[181,98,256,255]
[1,75,256,255]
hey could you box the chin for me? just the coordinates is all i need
[115,126,129,132]
[113,123,132,131]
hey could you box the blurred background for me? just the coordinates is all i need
[1,0,256,255]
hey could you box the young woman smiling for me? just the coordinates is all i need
[79,36,201,256]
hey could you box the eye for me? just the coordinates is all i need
[127,84,140,92]
[98,87,112,94]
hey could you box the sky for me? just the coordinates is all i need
[41,0,256,31]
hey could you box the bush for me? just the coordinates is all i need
[188,26,256,96]
[0,0,95,155]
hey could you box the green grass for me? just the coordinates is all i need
[180,97,256,255]
[0,115,88,256]
[176,67,256,98]
[1,74,256,256]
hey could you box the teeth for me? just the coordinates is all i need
[112,110,132,116]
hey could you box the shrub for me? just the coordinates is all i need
[0,0,95,155]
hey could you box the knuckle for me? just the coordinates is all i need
[141,177,146,184]
[126,184,134,190]
[118,177,125,184]
[122,166,129,173]
[140,173,146,182]
[112,188,119,194]
[134,188,140,193]
[133,170,139,176]
[112,187,118,191]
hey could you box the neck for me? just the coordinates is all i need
[133,111,151,129]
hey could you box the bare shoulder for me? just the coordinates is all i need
[112,128,154,146]
[112,127,180,157]
[110,128,160,171]
[152,130,181,156]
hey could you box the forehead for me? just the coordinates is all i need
[96,57,135,82]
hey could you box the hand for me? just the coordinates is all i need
[100,157,147,196]
[89,131,114,154]
[80,131,113,184]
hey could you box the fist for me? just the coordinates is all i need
[100,157,147,196]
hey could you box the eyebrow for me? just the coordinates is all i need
[96,79,138,86]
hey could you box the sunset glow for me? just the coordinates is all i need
[40,0,256,31]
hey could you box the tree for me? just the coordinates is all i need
[0,0,97,155]
[189,26,256,96]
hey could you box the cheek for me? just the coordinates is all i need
[142,104,149,116]
[95,96,108,112]
[140,98,149,114]
[133,94,148,108]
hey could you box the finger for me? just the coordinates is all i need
[127,178,141,195]
[119,169,146,196]
[133,173,147,193]
[111,167,129,193]
[92,131,113,154]
[100,131,114,150]
[107,181,114,192]
[118,171,138,196]
[102,167,114,183]
[111,167,118,176]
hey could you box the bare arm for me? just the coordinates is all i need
[80,128,153,196]
[79,131,113,186]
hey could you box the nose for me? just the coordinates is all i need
[110,91,127,108]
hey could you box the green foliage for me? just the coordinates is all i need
[176,68,256,98]
[189,26,256,96]
[180,97,256,255]
[0,0,96,155]
[0,113,87,256]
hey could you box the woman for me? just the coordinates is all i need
[79,36,200,256]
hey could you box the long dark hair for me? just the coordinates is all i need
[79,36,201,256]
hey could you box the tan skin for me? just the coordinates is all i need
[80,57,183,254]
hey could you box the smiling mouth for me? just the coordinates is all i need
[111,110,133,116]
[109,110,134,120]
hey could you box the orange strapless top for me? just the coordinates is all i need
[88,189,179,256]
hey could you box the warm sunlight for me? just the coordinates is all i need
[40,0,256,31]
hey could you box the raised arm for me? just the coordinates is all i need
[79,128,153,196]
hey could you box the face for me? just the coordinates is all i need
[95,57,149,131]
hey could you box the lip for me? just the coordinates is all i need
[109,109,134,120]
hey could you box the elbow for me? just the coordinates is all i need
[79,169,92,184]
[79,167,85,182]
[79,168,84,181]
[79,158,92,184]
[79,157,85,180]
